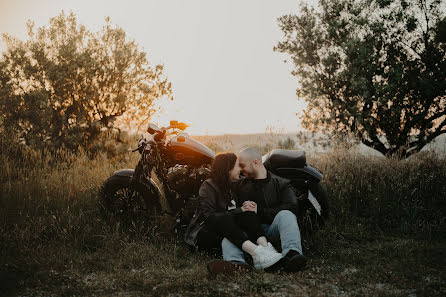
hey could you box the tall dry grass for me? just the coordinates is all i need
[0,135,140,256]
[310,147,446,239]
[1,135,444,251]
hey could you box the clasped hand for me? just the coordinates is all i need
[241,201,257,213]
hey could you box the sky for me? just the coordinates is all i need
[0,0,318,135]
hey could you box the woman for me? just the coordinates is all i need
[185,152,282,270]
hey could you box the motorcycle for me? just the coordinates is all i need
[99,121,329,236]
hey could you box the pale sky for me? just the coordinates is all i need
[0,0,317,135]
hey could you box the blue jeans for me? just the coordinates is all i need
[221,210,303,263]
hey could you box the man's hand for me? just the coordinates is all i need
[242,201,257,213]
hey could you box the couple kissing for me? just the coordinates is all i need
[185,147,307,274]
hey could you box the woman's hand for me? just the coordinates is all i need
[241,201,257,213]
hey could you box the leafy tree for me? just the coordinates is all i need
[275,0,445,158]
[0,11,172,150]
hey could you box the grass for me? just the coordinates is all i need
[1,134,445,296]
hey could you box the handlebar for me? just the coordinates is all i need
[133,121,189,153]
[162,122,188,132]
[147,121,188,135]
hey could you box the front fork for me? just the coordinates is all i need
[132,151,172,212]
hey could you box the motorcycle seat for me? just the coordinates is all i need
[262,149,306,170]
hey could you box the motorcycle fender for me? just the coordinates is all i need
[302,164,323,181]
[112,169,163,201]
[113,169,136,177]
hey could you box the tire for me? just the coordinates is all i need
[99,175,161,222]
[297,182,329,236]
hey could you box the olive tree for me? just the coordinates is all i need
[275,0,445,157]
[0,12,172,149]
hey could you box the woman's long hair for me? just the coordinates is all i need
[210,152,237,198]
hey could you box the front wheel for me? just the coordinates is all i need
[99,174,161,224]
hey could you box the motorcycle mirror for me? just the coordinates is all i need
[177,122,188,130]
[147,123,160,134]
[170,120,179,126]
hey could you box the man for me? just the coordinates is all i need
[207,147,307,274]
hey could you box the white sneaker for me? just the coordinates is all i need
[252,245,283,270]
[266,242,280,254]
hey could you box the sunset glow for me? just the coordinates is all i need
[0,0,317,135]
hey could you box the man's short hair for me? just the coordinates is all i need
[239,147,262,162]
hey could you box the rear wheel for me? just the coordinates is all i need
[297,182,329,236]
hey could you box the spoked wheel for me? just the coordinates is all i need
[105,184,148,215]
[99,174,162,233]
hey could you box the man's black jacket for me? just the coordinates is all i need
[234,171,298,224]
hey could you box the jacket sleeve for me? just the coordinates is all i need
[199,182,242,220]
[257,181,298,223]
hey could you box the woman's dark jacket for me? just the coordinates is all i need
[184,178,242,247]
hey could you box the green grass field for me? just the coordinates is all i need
[1,134,445,296]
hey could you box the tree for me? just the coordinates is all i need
[0,11,172,150]
[275,0,445,158]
